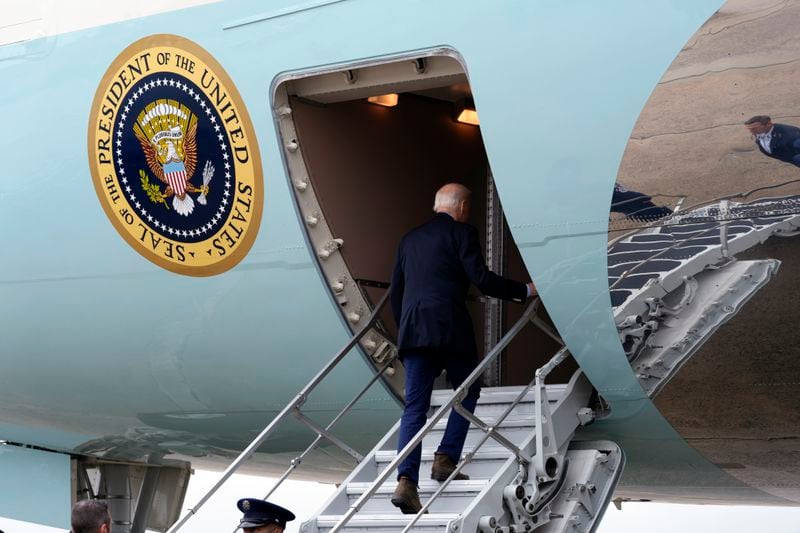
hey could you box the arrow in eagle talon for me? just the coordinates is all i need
[197,160,214,205]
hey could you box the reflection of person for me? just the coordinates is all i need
[745,115,800,167]
[389,183,535,514]
[70,500,111,533]
[236,499,295,533]
[612,183,672,221]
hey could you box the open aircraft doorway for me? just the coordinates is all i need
[608,0,800,504]
[272,51,575,398]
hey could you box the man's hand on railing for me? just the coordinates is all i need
[527,282,537,298]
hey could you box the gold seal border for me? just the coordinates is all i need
[87,34,264,277]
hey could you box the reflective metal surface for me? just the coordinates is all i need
[609,0,800,502]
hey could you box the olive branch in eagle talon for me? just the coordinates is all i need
[139,169,170,209]
[134,120,201,202]
[132,101,209,217]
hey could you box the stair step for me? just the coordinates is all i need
[430,416,533,430]
[422,424,532,450]
[348,479,487,494]
[374,447,511,463]
[304,377,621,533]
[430,385,566,407]
[346,480,486,513]
[429,390,559,420]
[316,513,459,533]
[461,402,541,418]
[307,385,592,533]
[373,448,513,479]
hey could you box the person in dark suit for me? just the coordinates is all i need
[389,183,535,514]
[745,115,800,167]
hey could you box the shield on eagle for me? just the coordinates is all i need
[133,100,201,216]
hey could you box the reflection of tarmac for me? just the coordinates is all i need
[607,0,800,504]
[616,0,800,209]
[654,234,800,505]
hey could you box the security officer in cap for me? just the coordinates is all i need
[237,498,295,533]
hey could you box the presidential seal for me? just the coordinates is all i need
[88,35,263,276]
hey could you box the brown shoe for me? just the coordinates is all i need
[391,477,424,514]
[431,452,469,481]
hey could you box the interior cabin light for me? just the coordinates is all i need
[457,108,479,125]
[455,97,479,126]
[367,93,399,107]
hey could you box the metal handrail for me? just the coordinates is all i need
[329,299,541,533]
[674,177,800,217]
[221,357,399,533]
[400,345,571,533]
[533,348,571,478]
[258,356,397,503]
[167,290,393,533]
[608,178,800,247]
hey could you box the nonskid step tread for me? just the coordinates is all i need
[374,447,513,462]
[430,386,565,407]
[316,513,459,527]
[346,479,488,495]
[312,386,576,531]
[430,416,535,430]
[432,384,565,395]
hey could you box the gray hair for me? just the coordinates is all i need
[433,183,471,212]
[744,115,771,125]
[71,500,110,533]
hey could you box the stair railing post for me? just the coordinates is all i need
[329,300,540,533]
[167,291,391,533]
[534,348,570,481]
[400,354,566,533]
[247,354,398,522]
[719,199,730,258]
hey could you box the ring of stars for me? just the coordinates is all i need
[115,76,233,240]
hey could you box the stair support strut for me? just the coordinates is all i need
[167,291,393,533]
[329,300,541,533]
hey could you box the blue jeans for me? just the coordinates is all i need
[396,347,481,484]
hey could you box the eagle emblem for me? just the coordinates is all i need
[89,35,264,276]
[133,99,214,216]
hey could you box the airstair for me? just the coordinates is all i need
[610,193,800,396]
[167,294,623,533]
[308,374,621,533]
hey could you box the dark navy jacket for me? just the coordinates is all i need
[390,213,528,356]
[757,123,800,166]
